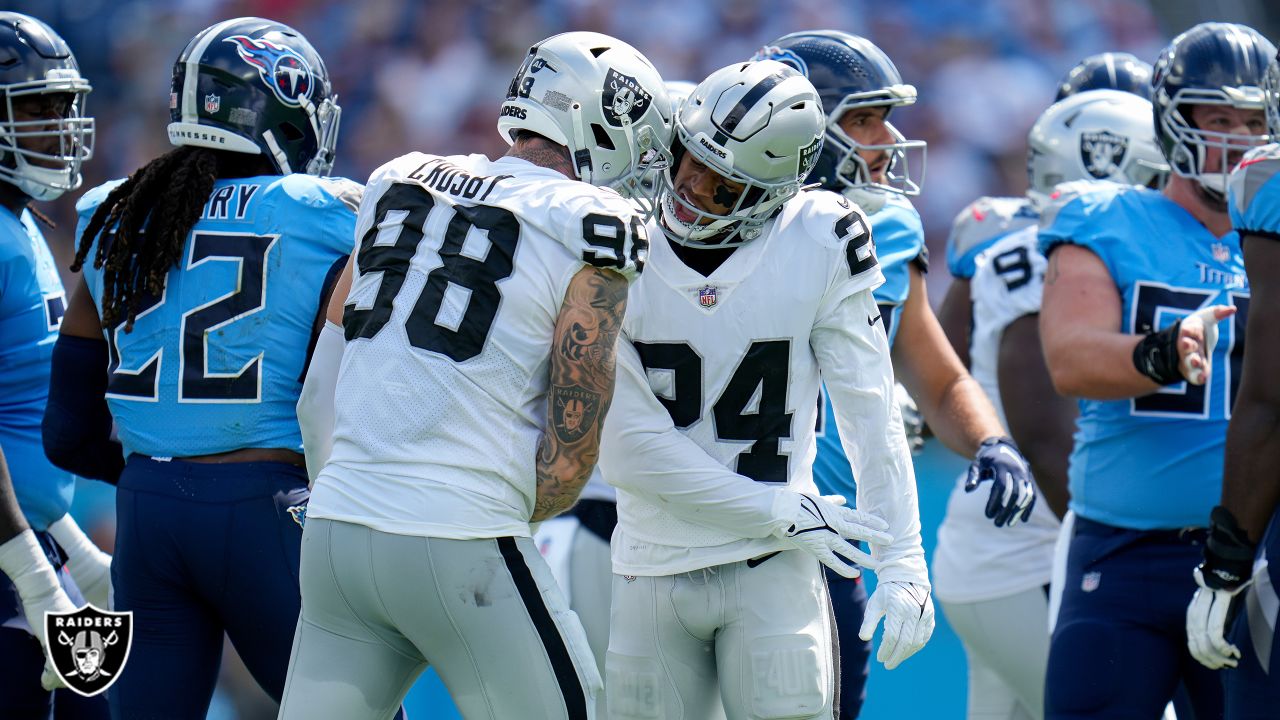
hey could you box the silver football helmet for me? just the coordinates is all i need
[496,31,672,202]
[658,60,825,248]
[1026,89,1168,205]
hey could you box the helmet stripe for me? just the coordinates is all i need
[718,69,788,137]
[181,18,246,124]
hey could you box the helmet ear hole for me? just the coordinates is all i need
[591,123,615,151]
[278,122,304,142]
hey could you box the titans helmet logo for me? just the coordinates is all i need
[225,35,314,108]
[752,45,808,76]
[1080,130,1129,180]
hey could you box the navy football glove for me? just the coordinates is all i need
[964,436,1035,528]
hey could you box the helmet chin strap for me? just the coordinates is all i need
[568,102,592,183]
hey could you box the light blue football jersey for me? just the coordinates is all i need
[1039,181,1247,530]
[813,193,927,498]
[1229,144,1280,236]
[0,207,73,530]
[77,174,359,459]
[946,195,1039,279]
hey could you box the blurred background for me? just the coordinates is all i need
[17,0,1280,717]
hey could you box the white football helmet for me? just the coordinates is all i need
[496,31,672,202]
[1026,89,1169,205]
[658,59,825,248]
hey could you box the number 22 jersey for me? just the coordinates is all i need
[309,153,646,540]
[1039,180,1247,530]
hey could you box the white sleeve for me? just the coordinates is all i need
[811,288,929,586]
[298,321,344,485]
[600,337,794,539]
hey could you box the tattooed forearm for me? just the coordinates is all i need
[533,265,629,522]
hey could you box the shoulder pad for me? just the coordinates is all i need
[948,196,1035,253]
[270,174,364,213]
[1229,144,1280,236]
[74,179,127,218]
[788,189,877,278]
[553,184,648,282]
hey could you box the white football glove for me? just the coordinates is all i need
[0,529,74,690]
[774,493,892,579]
[859,580,935,670]
[1186,565,1247,669]
[47,513,113,610]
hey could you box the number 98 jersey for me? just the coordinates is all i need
[1038,180,1248,530]
[310,153,646,540]
[76,173,359,459]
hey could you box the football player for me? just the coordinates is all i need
[938,51,1155,367]
[753,31,1034,718]
[1185,49,1280,719]
[43,17,358,719]
[1038,22,1273,718]
[936,89,1167,720]
[281,32,670,719]
[600,58,924,720]
[0,11,108,716]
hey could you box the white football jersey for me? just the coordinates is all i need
[947,195,1038,278]
[308,152,646,539]
[602,190,926,581]
[932,226,1062,603]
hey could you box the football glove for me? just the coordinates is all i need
[47,513,112,610]
[774,493,892,579]
[895,382,926,456]
[1187,506,1256,670]
[964,436,1035,528]
[859,580,935,670]
[0,529,74,690]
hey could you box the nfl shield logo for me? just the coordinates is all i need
[1081,571,1102,593]
[45,604,134,697]
[204,93,221,114]
[698,285,718,308]
[1212,243,1231,263]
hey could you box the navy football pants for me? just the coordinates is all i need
[108,457,309,720]
[825,565,872,719]
[1046,516,1223,720]
[1225,506,1280,719]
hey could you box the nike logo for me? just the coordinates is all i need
[868,314,882,327]
[746,551,782,568]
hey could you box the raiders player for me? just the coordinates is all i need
[600,59,929,720]
[280,32,671,719]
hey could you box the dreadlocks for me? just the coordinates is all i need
[72,146,267,330]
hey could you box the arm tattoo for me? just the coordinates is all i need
[533,266,629,521]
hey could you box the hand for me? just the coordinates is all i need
[964,436,1035,527]
[47,513,112,610]
[775,493,892,579]
[859,580,935,669]
[0,530,73,690]
[1178,305,1235,386]
[895,382,926,456]
[1187,505,1257,669]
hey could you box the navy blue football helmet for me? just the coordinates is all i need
[753,30,924,198]
[168,17,340,176]
[1055,52,1153,102]
[1152,22,1274,196]
[0,12,93,201]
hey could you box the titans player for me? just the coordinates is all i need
[0,12,112,718]
[937,51,1154,367]
[42,18,358,720]
[755,31,1034,718]
[1186,53,1280,718]
[1039,22,1273,719]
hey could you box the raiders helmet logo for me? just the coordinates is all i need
[602,69,652,127]
[798,136,823,178]
[45,604,134,697]
[1080,130,1129,180]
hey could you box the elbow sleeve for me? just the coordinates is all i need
[43,334,124,484]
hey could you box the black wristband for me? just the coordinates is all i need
[1132,320,1184,386]
[1201,505,1258,590]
